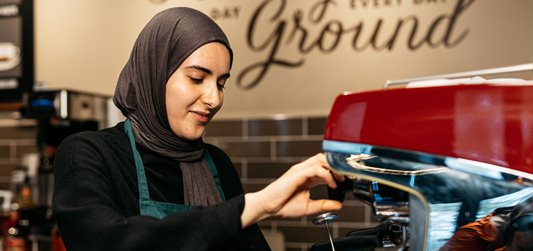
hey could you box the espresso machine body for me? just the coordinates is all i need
[21,89,111,210]
[319,84,533,250]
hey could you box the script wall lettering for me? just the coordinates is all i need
[237,0,475,90]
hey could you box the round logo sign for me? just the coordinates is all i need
[0,42,21,71]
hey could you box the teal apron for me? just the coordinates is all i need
[124,119,226,219]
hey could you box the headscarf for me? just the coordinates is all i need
[113,7,233,206]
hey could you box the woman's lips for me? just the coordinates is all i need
[192,111,210,123]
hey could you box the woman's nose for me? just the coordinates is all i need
[201,82,221,108]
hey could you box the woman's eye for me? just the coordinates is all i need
[189,77,203,83]
[217,83,225,90]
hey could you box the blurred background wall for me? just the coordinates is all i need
[34,0,533,117]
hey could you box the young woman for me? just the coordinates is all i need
[52,7,343,250]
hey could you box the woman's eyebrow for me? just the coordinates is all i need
[186,65,230,79]
[186,65,212,75]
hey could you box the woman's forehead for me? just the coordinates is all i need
[181,42,231,72]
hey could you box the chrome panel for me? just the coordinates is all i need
[323,140,532,250]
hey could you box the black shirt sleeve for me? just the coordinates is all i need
[52,128,270,251]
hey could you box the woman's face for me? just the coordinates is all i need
[166,42,231,140]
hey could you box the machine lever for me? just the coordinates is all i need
[313,212,338,251]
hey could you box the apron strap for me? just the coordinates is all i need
[124,119,151,201]
[124,119,226,218]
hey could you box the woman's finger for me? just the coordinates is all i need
[331,171,346,182]
[301,163,338,189]
[305,199,343,215]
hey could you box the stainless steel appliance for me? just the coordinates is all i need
[22,89,109,205]
[19,89,111,250]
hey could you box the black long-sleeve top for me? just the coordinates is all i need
[52,122,270,251]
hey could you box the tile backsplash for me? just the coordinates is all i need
[0,121,38,190]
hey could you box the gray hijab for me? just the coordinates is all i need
[113,7,233,206]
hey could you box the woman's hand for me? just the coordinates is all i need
[241,153,344,228]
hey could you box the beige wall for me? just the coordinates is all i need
[35,0,533,118]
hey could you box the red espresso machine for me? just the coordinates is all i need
[315,82,533,250]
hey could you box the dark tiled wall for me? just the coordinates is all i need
[205,116,377,251]
[0,122,38,190]
[0,116,377,250]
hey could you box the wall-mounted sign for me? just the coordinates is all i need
[0,0,33,104]
[209,0,533,117]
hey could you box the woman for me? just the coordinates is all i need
[52,7,343,250]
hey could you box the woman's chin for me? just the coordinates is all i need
[177,129,205,141]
